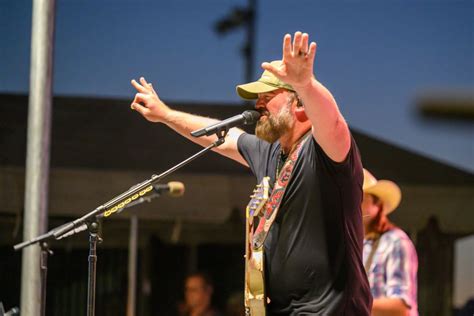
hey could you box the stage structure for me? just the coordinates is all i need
[20,0,56,315]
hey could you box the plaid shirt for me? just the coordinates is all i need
[363,227,418,316]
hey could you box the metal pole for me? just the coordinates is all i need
[127,215,138,316]
[20,0,55,315]
[87,221,100,316]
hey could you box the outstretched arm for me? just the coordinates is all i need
[261,32,351,163]
[130,77,247,166]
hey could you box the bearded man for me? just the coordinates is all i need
[130,32,372,315]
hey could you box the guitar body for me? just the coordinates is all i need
[244,177,270,316]
[245,247,265,316]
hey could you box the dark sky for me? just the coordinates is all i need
[1,0,473,172]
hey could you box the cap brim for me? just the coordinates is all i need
[236,81,280,100]
[364,180,402,215]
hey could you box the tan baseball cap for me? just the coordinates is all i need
[236,60,295,100]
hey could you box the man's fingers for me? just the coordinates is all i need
[131,102,148,115]
[308,42,317,60]
[292,31,303,55]
[140,77,152,88]
[133,92,150,105]
[301,33,309,54]
[131,79,148,93]
[149,83,158,96]
[283,34,292,58]
[261,62,283,78]
[261,62,274,72]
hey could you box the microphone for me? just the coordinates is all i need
[191,110,260,137]
[153,181,185,197]
[55,182,185,240]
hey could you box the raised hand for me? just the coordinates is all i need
[130,77,170,123]
[261,32,317,90]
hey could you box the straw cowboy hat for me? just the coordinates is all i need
[363,169,402,215]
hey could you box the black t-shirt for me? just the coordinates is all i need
[237,133,372,315]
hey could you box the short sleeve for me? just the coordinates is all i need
[312,133,363,187]
[385,237,418,309]
[237,133,278,181]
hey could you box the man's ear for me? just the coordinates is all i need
[295,106,308,122]
[376,201,385,215]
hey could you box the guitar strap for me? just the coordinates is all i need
[364,234,381,274]
[251,133,310,250]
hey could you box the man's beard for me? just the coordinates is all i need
[255,103,294,143]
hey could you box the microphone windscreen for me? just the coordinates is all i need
[242,110,261,124]
[168,181,185,197]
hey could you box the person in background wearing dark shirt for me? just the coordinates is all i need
[130,31,372,315]
[179,272,222,316]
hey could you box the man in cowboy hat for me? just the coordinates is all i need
[362,169,418,316]
[130,31,372,315]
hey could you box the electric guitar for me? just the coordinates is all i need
[244,177,270,316]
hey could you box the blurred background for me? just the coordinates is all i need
[0,0,473,315]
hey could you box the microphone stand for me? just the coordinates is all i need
[13,231,57,316]
[86,220,100,316]
[40,242,52,316]
[13,134,227,316]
